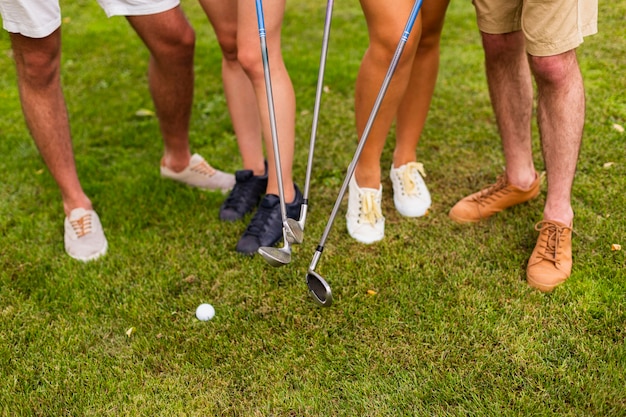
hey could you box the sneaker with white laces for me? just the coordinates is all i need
[346,175,384,244]
[390,162,431,217]
[64,208,108,262]
[160,153,235,193]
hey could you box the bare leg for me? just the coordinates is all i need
[199,0,265,175]
[481,31,536,189]
[10,30,92,216]
[530,50,583,225]
[354,0,422,188]
[394,0,449,167]
[126,6,196,173]
[237,0,295,201]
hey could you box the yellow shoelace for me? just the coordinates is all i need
[400,162,426,195]
[360,191,383,225]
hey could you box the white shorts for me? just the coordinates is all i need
[0,0,180,38]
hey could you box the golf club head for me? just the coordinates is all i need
[284,218,304,245]
[258,245,291,267]
[306,269,333,307]
[296,204,308,234]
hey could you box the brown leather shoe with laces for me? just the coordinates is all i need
[526,220,573,292]
[448,172,541,223]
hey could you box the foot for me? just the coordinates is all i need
[64,208,108,262]
[160,153,235,193]
[235,185,303,255]
[448,172,540,223]
[346,175,384,244]
[390,162,431,217]
[526,220,573,292]
[219,162,268,221]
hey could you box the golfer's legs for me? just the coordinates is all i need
[126,7,196,172]
[531,51,583,225]
[236,0,295,200]
[200,0,265,175]
[394,0,449,168]
[481,31,537,189]
[10,30,93,215]
[354,0,421,188]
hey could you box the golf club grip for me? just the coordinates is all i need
[314,0,424,250]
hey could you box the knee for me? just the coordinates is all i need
[529,52,577,85]
[156,23,195,64]
[369,32,418,71]
[216,33,238,62]
[481,32,525,61]
[14,46,60,89]
[173,23,196,60]
[236,45,264,82]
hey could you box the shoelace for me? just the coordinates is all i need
[70,213,93,238]
[471,174,509,205]
[222,183,248,209]
[534,221,572,265]
[191,160,217,177]
[244,203,278,237]
[399,162,426,196]
[360,192,383,225]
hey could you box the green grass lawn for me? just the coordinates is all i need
[1,0,625,415]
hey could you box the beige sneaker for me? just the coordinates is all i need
[527,220,573,292]
[161,153,235,193]
[448,172,540,223]
[64,208,108,262]
[346,175,384,244]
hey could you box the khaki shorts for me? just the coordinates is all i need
[0,0,179,38]
[472,0,598,56]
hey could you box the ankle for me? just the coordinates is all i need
[506,170,538,190]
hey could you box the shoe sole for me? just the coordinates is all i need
[527,275,567,293]
[68,241,108,262]
[397,208,430,218]
[448,211,482,224]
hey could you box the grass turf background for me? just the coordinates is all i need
[1,0,625,415]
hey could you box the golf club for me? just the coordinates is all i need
[297,0,335,234]
[254,0,300,266]
[306,0,424,307]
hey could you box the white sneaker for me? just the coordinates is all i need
[390,162,431,217]
[161,153,235,193]
[346,175,384,244]
[64,208,108,262]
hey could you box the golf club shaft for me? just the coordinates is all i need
[302,0,335,223]
[309,0,424,271]
[255,0,289,227]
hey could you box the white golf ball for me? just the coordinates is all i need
[195,303,215,321]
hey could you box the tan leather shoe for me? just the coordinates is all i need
[527,220,573,292]
[449,172,540,223]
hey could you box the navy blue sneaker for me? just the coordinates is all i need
[235,185,303,255]
[219,163,268,221]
